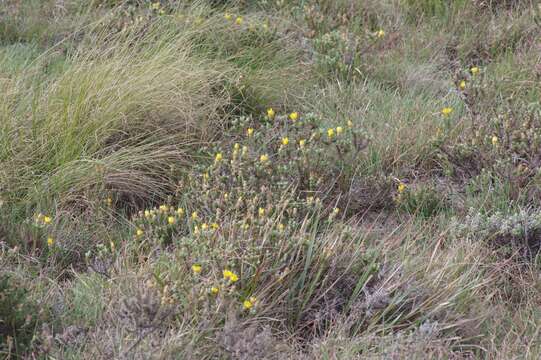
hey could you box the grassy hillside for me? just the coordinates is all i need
[1,0,540,358]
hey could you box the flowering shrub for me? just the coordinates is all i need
[125,110,382,337]
[313,30,357,78]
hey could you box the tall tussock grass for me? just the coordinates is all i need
[0,12,305,214]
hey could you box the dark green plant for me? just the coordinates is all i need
[0,275,43,357]
[396,184,447,218]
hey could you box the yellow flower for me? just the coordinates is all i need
[376,29,385,38]
[347,119,353,128]
[441,107,453,116]
[235,16,243,25]
[258,207,265,217]
[260,154,269,163]
[242,145,248,156]
[234,143,240,151]
[192,264,202,274]
[215,152,223,163]
[159,204,168,212]
[210,286,219,295]
[243,296,257,310]
[398,182,407,193]
[471,66,479,75]
[47,237,54,247]
[459,80,466,90]
[336,126,343,135]
[201,223,209,231]
[267,108,275,119]
[243,299,254,310]
[278,223,285,232]
[151,2,160,10]
[281,137,289,146]
[177,208,184,215]
[289,112,298,122]
[327,128,335,139]
[136,228,144,237]
[211,222,219,230]
[224,13,232,21]
[223,269,239,283]
[144,210,151,218]
[167,216,176,225]
[333,207,340,215]
[247,128,254,137]
[203,172,209,180]
[194,225,200,235]
[298,139,306,148]
[191,211,198,220]
[106,197,113,206]
[491,135,499,146]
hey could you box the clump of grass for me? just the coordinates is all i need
[0,6,307,223]
[395,182,448,218]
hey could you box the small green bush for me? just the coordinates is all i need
[0,275,44,356]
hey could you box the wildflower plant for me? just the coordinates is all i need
[312,30,358,79]
[127,109,379,336]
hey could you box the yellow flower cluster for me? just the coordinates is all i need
[215,152,223,163]
[35,213,53,225]
[243,296,257,310]
[192,264,202,274]
[151,2,165,15]
[325,125,346,140]
[224,11,271,33]
[223,269,239,283]
[224,12,243,26]
[441,107,453,117]
[395,182,407,203]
